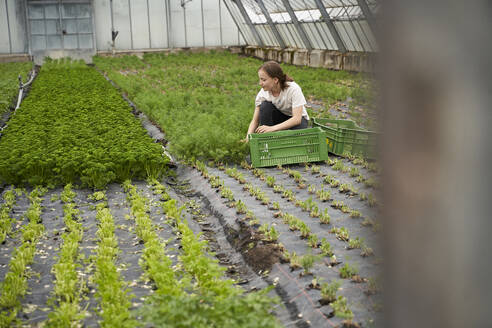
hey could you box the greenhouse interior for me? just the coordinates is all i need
[0,0,490,327]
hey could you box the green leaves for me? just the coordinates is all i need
[0,61,168,188]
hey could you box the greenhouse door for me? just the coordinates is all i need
[27,0,95,63]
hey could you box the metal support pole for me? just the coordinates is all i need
[233,0,264,46]
[313,0,346,52]
[218,0,223,46]
[166,0,172,48]
[128,0,133,49]
[5,0,12,53]
[356,0,376,35]
[222,0,247,46]
[201,0,205,47]
[255,0,286,48]
[281,0,312,50]
[146,0,152,48]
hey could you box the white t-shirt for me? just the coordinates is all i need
[255,81,309,120]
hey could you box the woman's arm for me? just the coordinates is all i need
[245,106,260,140]
[255,106,303,133]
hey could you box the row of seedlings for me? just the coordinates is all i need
[91,190,135,327]
[46,184,86,326]
[0,187,46,326]
[0,188,20,243]
[125,179,281,327]
[191,161,359,323]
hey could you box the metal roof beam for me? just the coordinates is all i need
[280,0,312,50]
[256,0,286,48]
[356,0,376,34]
[313,0,347,52]
[233,0,264,46]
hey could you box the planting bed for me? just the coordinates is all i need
[0,52,381,327]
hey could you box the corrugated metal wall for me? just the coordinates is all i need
[0,0,245,55]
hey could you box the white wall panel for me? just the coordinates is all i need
[170,0,186,47]
[112,0,133,50]
[185,0,204,47]
[148,0,168,48]
[94,0,112,51]
[0,1,10,53]
[203,0,221,46]
[129,0,150,49]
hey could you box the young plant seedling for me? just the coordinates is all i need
[349,167,359,177]
[320,280,341,304]
[330,227,350,241]
[235,200,247,214]
[320,238,334,256]
[316,189,331,202]
[311,165,320,175]
[350,210,361,219]
[339,262,359,279]
[319,209,331,224]
[271,201,280,210]
[266,176,276,187]
[308,184,316,194]
[361,245,374,257]
[347,237,365,250]
[308,234,319,248]
[331,295,354,320]
[300,253,318,275]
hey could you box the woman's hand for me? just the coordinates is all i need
[255,125,276,133]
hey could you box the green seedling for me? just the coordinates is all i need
[235,200,247,214]
[320,280,341,303]
[368,193,378,207]
[219,187,234,201]
[340,205,351,213]
[209,176,223,189]
[356,174,365,183]
[331,200,345,209]
[308,234,319,248]
[310,206,320,218]
[349,167,359,177]
[320,238,333,256]
[299,223,311,238]
[332,160,345,171]
[339,183,357,195]
[330,227,349,241]
[319,209,331,224]
[359,192,367,201]
[289,252,301,270]
[273,184,284,193]
[350,210,361,218]
[308,184,316,194]
[365,277,380,295]
[361,246,374,257]
[272,201,280,210]
[339,262,359,279]
[364,177,379,189]
[347,237,365,249]
[311,165,320,175]
[316,189,331,202]
[266,176,276,187]
[331,296,354,320]
[361,217,374,227]
[300,253,318,275]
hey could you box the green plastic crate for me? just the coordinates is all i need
[248,127,328,168]
[313,118,378,159]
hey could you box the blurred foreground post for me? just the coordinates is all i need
[381,1,492,327]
